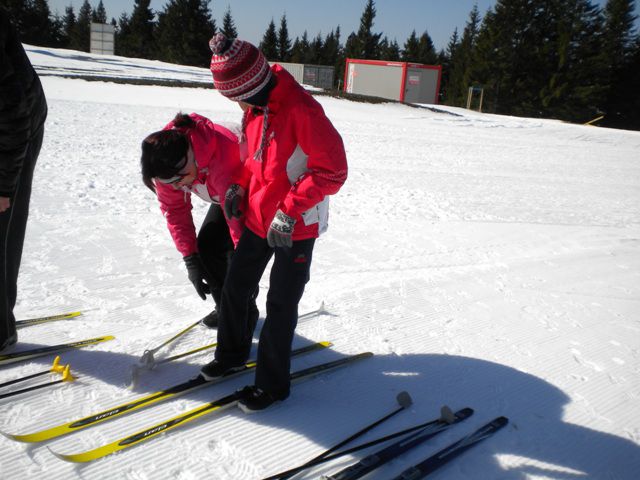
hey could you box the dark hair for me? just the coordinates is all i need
[140,113,195,192]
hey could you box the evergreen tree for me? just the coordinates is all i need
[259,19,278,60]
[156,0,216,67]
[308,33,323,64]
[277,13,292,61]
[74,0,92,51]
[402,30,420,61]
[350,0,382,59]
[322,29,342,65]
[120,0,156,58]
[417,31,437,64]
[601,0,638,127]
[440,27,459,104]
[92,0,107,23]
[290,31,310,63]
[114,12,131,56]
[20,0,56,46]
[62,5,77,49]
[448,3,481,106]
[221,5,237,38]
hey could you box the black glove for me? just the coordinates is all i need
[267,209,296,248]
[183,254,213,300]
[224,184,244,219]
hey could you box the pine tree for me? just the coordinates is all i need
[290,31,311,64]
[115,12,131,56]
[74,0,92,51]
[62,5,77,49]
[440,28,459,104]
[402,30,420,61]
[277,13,292,61]
[601,0,638,127]
[417,31,437,64]
[156,0,216,67]
[448,3,481,107]
[351,0,382,59]
[20,0,56,46]
[120,0,156,59]
[92,0,107,23]
[221,5,238,38]
[259,19,278,60]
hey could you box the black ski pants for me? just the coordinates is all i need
[0,125,44,344]
[215,227,315,397]
[197,203,234,306]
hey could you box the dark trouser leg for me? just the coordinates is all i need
[197,203,233,305]
[0,126,43,343]
[255,237,315,397]
[215,228,272,365]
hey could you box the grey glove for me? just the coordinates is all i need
[224,184,244,219]
[184,254,213,300]
[267,209,296,248]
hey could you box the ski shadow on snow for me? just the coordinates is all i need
[237,339,640,480]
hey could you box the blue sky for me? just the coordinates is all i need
[47,0,637,52]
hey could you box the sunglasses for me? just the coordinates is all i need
[156,150,193,185]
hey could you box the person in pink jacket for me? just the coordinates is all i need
[141,112,257,328]
[200,34,348,412]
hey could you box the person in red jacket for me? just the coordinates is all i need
[200,34,348,411]
[1,10,47,352]
[141,112,257,329]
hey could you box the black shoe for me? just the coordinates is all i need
[0,333,17,353]
[237,385,288,413]
[200,309,219,328]
[199,359,244,381]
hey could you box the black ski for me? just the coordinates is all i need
[325,407,474,480]
[390,416,509,479]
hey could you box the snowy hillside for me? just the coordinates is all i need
[0,46,639,479]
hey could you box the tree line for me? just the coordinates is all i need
[3,0,639,130]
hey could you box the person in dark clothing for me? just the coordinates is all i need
[0,10,48,352]
[200,34,348,412]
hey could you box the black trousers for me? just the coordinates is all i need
[197,203,234,306]
[215,227,315,397]
[0,125,44,343]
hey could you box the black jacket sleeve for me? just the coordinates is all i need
[0,10,47,198]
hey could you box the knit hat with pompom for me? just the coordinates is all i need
[209,33,273,102]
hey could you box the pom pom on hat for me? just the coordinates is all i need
[209,33,273,102]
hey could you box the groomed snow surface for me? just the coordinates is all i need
[0,46,639,479]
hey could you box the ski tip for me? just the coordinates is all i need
[319,341,333,348]
[0,429,17,441]
[493,416,509,428]
[397,390,413,408]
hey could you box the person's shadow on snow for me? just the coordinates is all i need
[235,340,640,479]
[3,326,640,480]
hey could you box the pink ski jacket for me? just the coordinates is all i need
[154,113,245,257]
[235,65,348,240]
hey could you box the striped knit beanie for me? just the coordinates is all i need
[209,33,273,102]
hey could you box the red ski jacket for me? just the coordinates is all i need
[234,65,348,240]
[155,113,245,257]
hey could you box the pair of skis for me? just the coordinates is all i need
[265,408,507,480]
[2,342,372,464]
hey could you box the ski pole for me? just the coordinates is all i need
[275,391,413,480]
[0,356,66,389]
[0,365,76,400]
[262,406,464,480]
[137,319,201,368]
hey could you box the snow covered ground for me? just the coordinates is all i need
[0,46,639,479]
